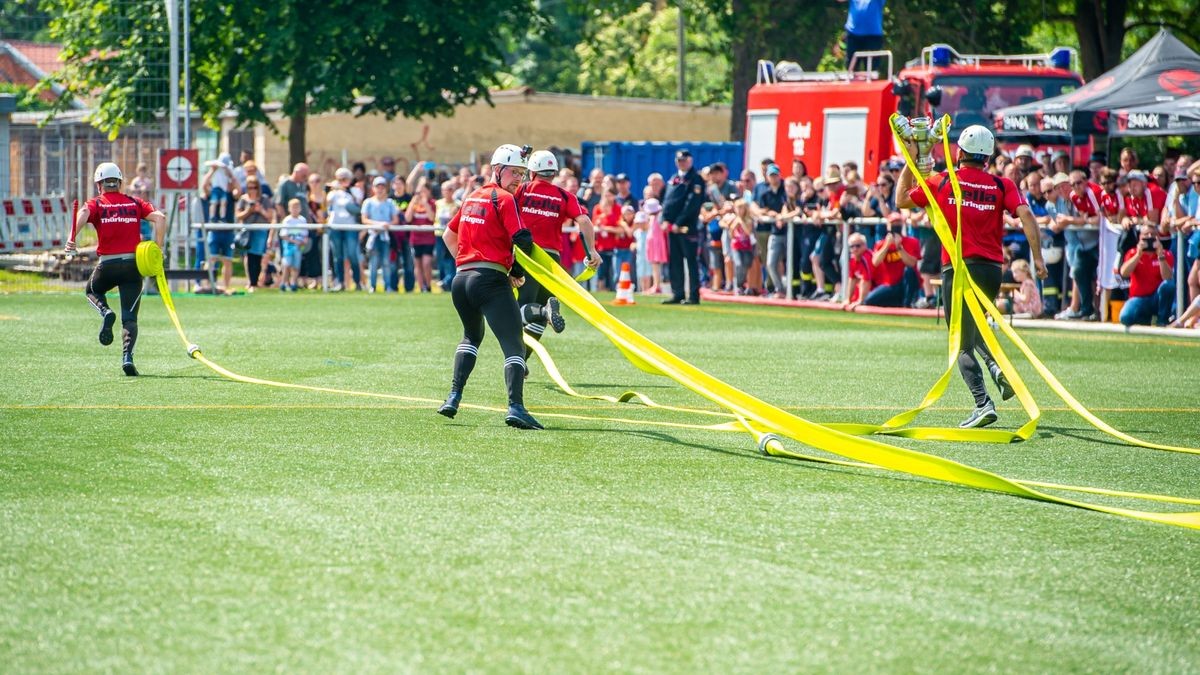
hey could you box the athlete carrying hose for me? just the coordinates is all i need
[514,150,600,354]
[437,144,544,430]
[65,162,167,376]
[896,125,1048,429]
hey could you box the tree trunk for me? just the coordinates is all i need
[286,76,308,167]
[1074,0,1128,80]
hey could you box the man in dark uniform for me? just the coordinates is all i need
[66,162,167,376]
[661,149,707,304]
[438,144,543,430]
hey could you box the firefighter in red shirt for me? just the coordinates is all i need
[437,144,543,430]
[65,162,167,376]
[897,125,1047,429]
[514,150,599,351]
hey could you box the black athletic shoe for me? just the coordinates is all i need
[680,298,700,305]
[995,373,1016,401]
[504,404,544,430]
[99,311,116,346]
[437,393,461,419]
[122,357,139,377]
[546,297,566,333]
[662,297,683,305]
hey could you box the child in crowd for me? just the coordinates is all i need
[278,198,309,292]
[1009,259,1043,317]
[203,153,236,223]
[632,211,653,292]
[726,200,756,294]
[642,198,668,294]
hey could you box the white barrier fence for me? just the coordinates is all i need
[0,196,70,253]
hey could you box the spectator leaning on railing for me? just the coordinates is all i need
[234,176,275,293]
[864,211,919,307]
[754,165,786,294]
[844,232,874,311]
[1026,174,1063,316]
[362,176,399,293]
[1119,223,1175,327]
[327,167,364,292]
[1051,170,1101,320]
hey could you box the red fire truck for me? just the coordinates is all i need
[745,45,1087,181]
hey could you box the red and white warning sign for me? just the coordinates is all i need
[158,149,200,191]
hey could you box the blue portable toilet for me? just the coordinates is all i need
[580,141,745,193]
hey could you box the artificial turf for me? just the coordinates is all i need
[1,290,1198,672]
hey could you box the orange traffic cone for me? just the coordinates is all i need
[613,262,636,305]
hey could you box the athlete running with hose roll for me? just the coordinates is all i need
[896,125,1047,429]
[437,144,543,430]
[514,150,600,354]
[65,162,167,376]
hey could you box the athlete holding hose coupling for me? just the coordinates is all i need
[896,122,1048,429]
[438,144,544,430]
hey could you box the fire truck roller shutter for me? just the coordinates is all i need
[822,108,869,174]
[746,110,779,181]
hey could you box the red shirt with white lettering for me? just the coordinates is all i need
[1125,190,1149,218]
[515,178,584,252]
[447,183,526,269]
[1069,181,1102,216]
[1123,248,1173,297]
[86,192,154,255]
[871,235,920,286]
[908,167,1023,266]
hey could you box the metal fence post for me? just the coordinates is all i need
[839,219,851,298]
[321,224,330,292]
[785,218,795,300]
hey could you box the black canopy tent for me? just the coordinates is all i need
[995,29,1200,141]
[1108,92,1200,136]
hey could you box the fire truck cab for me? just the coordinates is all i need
[745,45,1086,181]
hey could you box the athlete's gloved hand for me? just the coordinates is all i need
[64,241,77,258]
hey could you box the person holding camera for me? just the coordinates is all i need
[864,212,920,307]
[1118,223,1175,327]
[234,177,275,293]
[897,124,1047,429]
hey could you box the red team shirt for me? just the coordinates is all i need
[1123,248,1174,297]
[847,250,875,303]
[592,202,623,252]
[1069,181,1102,216]
[447,183,526,270]
[871,235,920,287]
[908,167,1024,266]
[86,193,155,255]
[514,180,584,252]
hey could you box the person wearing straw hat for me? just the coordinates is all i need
[65,162,167,376]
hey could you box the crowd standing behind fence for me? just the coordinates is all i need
[175,144,1200,330]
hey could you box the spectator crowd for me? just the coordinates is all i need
[184,142,1200,330]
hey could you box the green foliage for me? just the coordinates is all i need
[574,2,730,104]
[0,0,50,40]
[0,82,53,112]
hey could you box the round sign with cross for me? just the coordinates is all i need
[159,149,200,190]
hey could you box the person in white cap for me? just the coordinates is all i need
[65,162,168,376]
[513,149,599,354]
[897,125,1047,429]
[438,144,543,430]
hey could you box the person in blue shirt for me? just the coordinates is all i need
[839,0,886,68]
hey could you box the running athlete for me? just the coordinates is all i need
[65,162,167,376]
[897,125,1047,429]
[437,144,543,430]
[513,150,600,351]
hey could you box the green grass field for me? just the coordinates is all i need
[2,290,1199,672]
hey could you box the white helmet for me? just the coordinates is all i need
[94,162,123,184]
[957,125,995,157]
[527,150,558,175]
[490,144,528,169]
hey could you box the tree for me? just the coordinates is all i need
[575,2,730,104]
[725,0,842,141]
[38,0,536,163]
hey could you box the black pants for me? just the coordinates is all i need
[246,252,264,287]
[86,258,143,357]
[845,33,883,68]
[449,268,527,406]
[517,250,560,346]
[668,233,702,302]
[1070,246,1099,316]
[942,261,1002,407]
